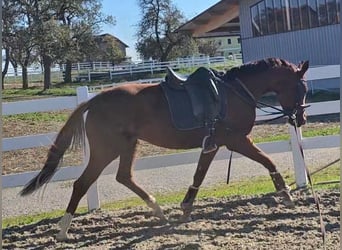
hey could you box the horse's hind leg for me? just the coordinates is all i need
[228,135,294,207]
[180,149,218,221]
[57,142,119,241]
[116,140,166,221]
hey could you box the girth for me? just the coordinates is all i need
[161,67,226,130]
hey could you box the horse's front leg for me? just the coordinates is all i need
[228,135,294,207]
[180,148,218,221]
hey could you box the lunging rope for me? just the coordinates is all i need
[292,122,327,249]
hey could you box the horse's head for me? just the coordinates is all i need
[276,61,309,127]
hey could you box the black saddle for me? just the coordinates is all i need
[161,67,227,130]
[165,67,187,85]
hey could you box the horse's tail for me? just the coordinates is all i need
[20,101,90,196]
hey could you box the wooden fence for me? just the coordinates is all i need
[2,65,340,211]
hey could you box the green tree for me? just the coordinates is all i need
[31,0,115,89]
[2,0,20,89]
[2,0,39,89]
[54,0,115,83]
[196,39,220,57]
[9,28,38,89]
[136,0,196,61]
[4,0,115,90]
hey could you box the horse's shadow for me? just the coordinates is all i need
[2,192,338,249]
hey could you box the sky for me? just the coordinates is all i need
[100,0,219,61]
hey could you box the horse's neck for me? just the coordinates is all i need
[242,77,271,101]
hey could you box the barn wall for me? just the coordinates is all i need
[239,0,340,65]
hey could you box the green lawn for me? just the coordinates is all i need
[252,125,340,143]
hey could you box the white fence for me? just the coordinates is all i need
[70,56,229,74]
[74,56,232,82]
[2,65,340,211]
[3,56,235,81]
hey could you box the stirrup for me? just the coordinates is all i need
[202,135,217,154]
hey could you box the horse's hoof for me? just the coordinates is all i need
[152,210,168,222]
[278,189,295,208]
[157,215,168,223]
[56,232,69,242]
[153,213,168,223]
[283,199,295,208]
[179,213,192,223]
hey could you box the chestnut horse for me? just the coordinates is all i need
[20,58,309,240]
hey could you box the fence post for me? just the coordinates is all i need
[88,70,91,82]
[76,86,100,211]
[289,126,308,188]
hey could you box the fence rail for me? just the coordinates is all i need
[74,56,230,82]
[3,56,235,81]
[2,65,340,211]
[69,56,227,72]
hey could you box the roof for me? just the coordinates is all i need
[176,0,240,37]
[95,33,129,48]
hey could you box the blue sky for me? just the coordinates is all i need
[100,0,219,60]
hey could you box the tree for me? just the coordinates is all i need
[4,0,115,90]
[2,0,38,89]
[136,0,196,61]
[196,39,220,57]
[9,28,38,89]
[2,0,19,89]
[53,0,115,83]
[29,0,115,89]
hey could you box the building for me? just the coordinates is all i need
[178,5,242,58]
[196,32,241,58]
[241,0,340,66]
[90,33,129,62]
[177,0,340,91]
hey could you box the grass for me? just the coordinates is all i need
[2,163,339,228]
[4,111,69,123]
[252,125,340,143]
[2,86,78,102]
[303,126,340,137]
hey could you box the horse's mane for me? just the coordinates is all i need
[223,58,296,81]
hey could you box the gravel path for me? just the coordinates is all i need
[2,147,339,218]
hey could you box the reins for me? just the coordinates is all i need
[225,78,294,123]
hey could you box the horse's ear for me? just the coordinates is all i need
[297,60,309,78]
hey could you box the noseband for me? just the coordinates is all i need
[282,103,309,124]
[282,79,310,124]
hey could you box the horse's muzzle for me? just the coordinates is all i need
[288,115,305,127]
[288,105,309,127]
[296,113,307,127]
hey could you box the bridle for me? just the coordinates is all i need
[283,78,310,125]
[226,77,310,124]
